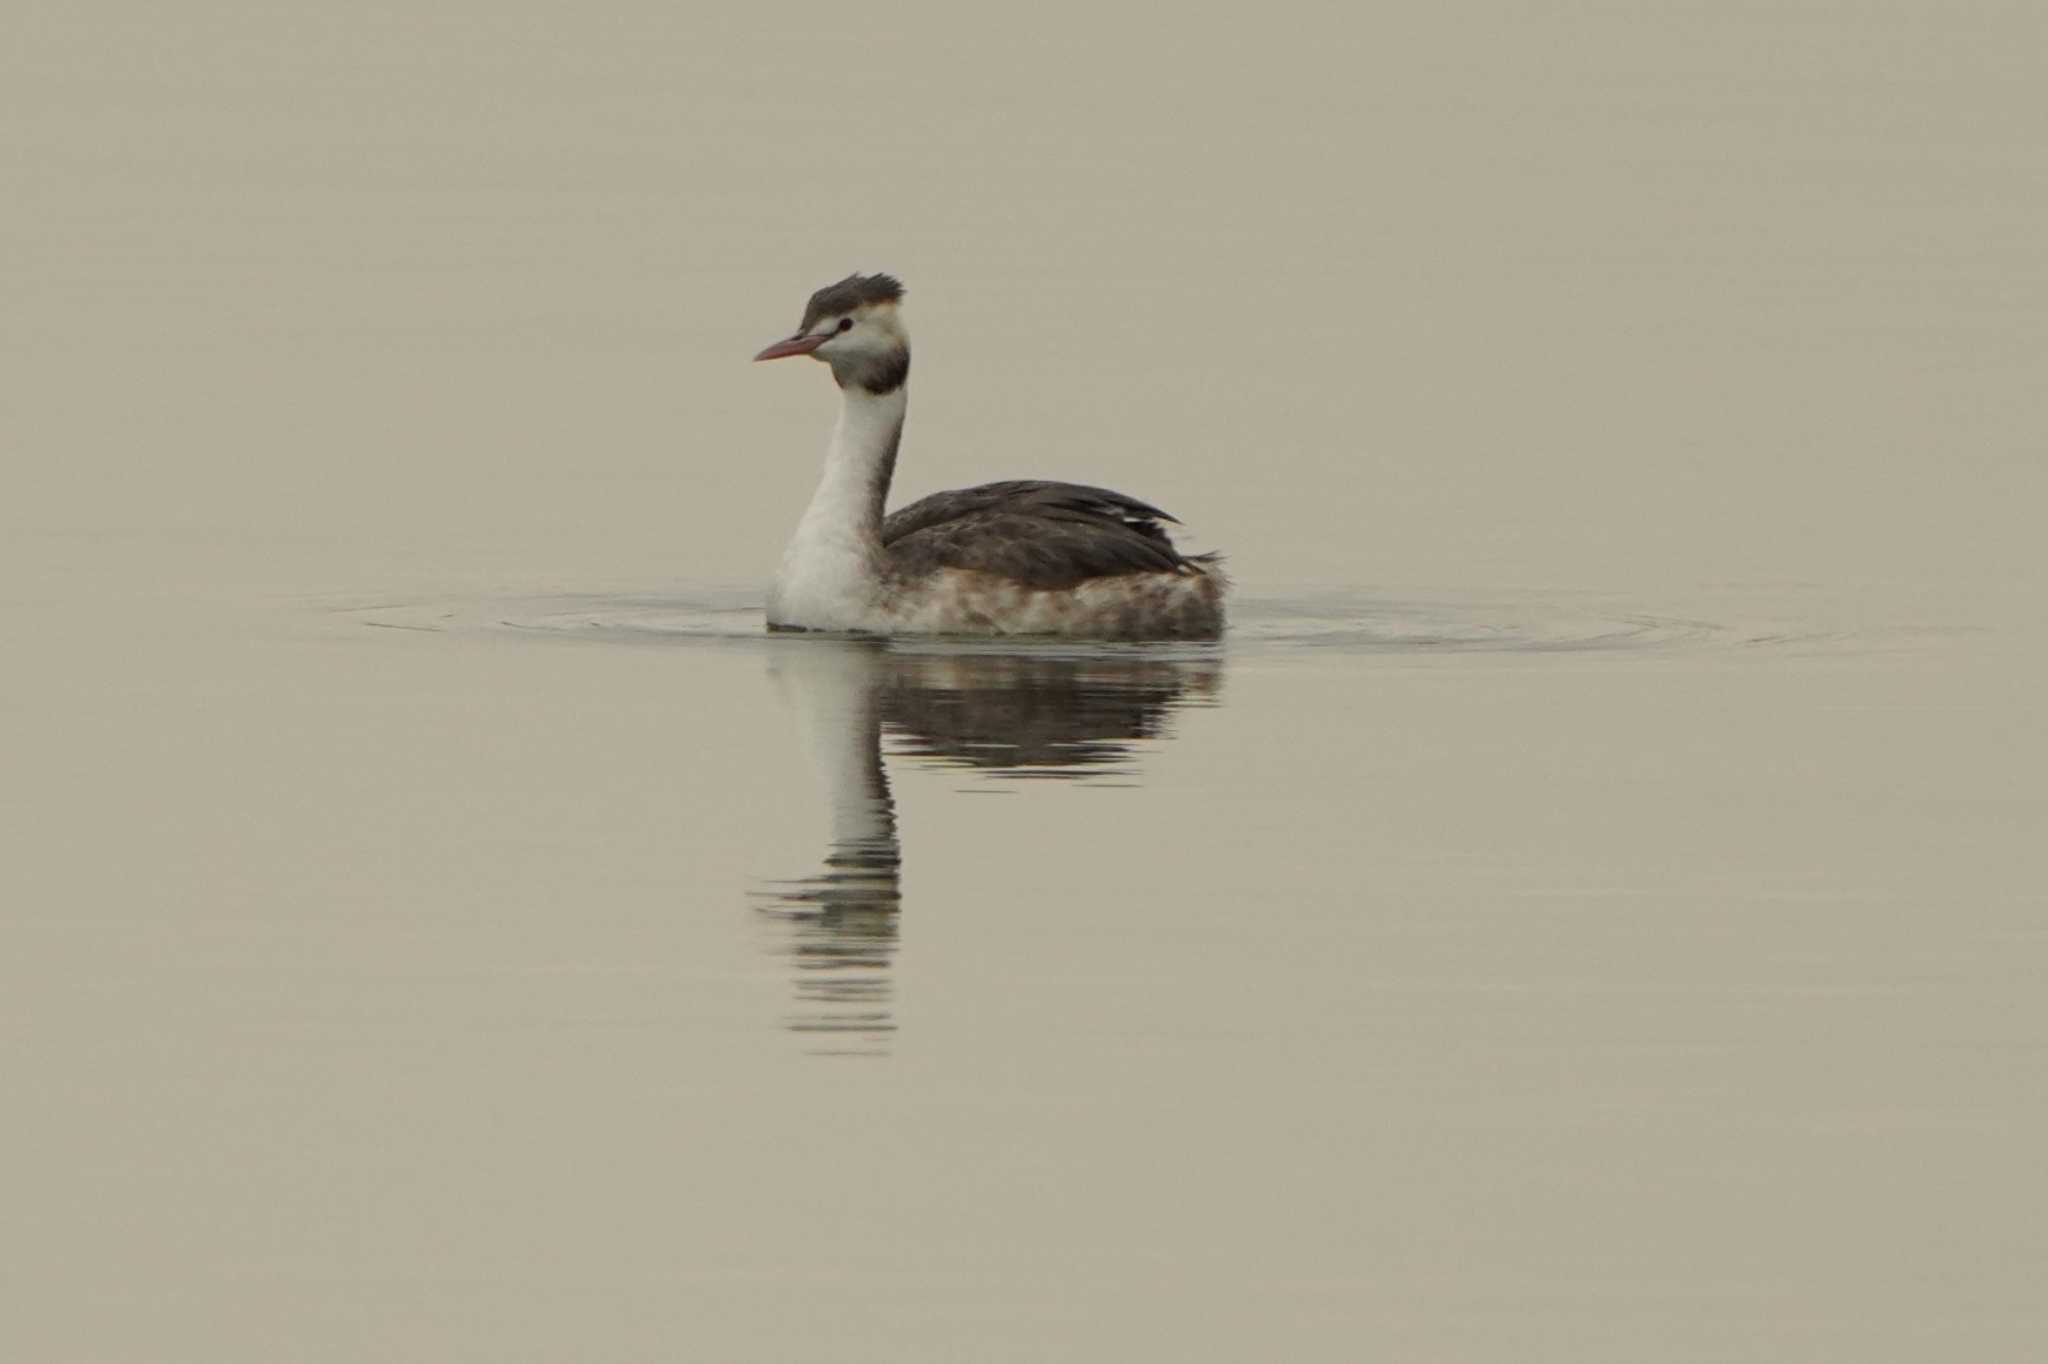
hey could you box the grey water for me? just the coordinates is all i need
[13,579,2048,1363]
[348,585,1987,1072]
[9,1,2048,1358]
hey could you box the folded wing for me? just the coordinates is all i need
[882,480,1212,589]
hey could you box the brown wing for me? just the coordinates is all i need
[882,481,1211,589]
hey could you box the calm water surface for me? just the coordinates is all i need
[9,571,2045,1360]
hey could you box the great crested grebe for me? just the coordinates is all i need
[753,273,1226,640]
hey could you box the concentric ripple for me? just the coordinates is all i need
[337,585,1930,658]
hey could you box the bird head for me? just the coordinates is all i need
[754,272,910,394]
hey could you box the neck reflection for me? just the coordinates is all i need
[756,640,1221,1055]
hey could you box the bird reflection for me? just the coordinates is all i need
[756,641,1220,1054]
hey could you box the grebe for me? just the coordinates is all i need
[753,273,1226,639]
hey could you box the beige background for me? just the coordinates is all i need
[6,2,2045,1359]
[12,0,2042,596]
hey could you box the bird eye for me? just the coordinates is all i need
[836,318,853,333]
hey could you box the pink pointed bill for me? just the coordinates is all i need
[753,332,828,362]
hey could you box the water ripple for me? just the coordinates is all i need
[340,586,1925,658]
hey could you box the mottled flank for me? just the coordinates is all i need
[870,480,1226,638]
[882,567,1227,640]
[799,273,906,333]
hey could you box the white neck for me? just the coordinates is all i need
[767,382,908,631]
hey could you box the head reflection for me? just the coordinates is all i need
[756,641,1220,1054]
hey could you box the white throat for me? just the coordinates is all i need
[767,382,908,631]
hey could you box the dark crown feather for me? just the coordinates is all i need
[798,272,906,332]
